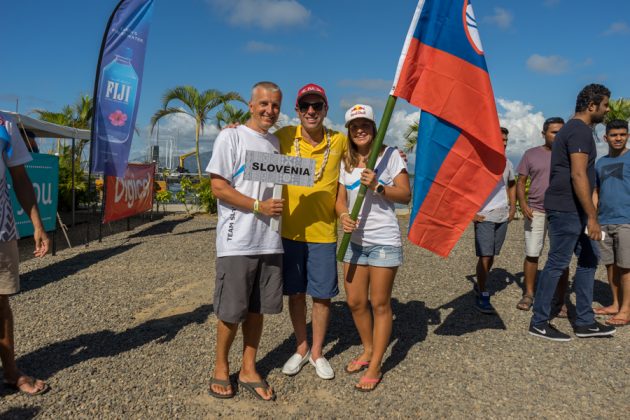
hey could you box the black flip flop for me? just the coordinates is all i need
[208,378,234,399]
[237,378,276,401]
[5,376,50,397]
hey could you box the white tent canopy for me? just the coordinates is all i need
[0,110,91,140]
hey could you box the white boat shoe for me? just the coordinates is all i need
[282,350,311,376]
[309,356,334,380]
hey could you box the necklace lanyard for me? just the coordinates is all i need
[294,128,331,182]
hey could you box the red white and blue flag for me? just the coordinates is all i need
[392,0,506,257]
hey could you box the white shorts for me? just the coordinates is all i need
[524,210,547,257]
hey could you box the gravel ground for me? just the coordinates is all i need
[0,213,628,419]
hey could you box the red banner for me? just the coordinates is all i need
[103,163,155,223]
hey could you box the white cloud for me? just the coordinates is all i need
[526,54,570,75]
[244,41,280,53]
[143,111,220,156]
[338,79,392,91]
[274,112,301,129]
[603,22,630,36]
[496,98,546,165]
[383,110,420,150]
[483,8,513,30]
[209,0,310,29]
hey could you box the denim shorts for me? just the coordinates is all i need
[474,221,508,257]
[342,242,403,267]
[282,239,339,299]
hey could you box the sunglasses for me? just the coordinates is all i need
[298,101,325,113]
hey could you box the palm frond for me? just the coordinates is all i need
[150,107,193,134]
[605,98,630,124]
[403,121,419,153]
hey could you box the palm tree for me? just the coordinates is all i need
[403,120,419,153]
[150,86,245,180]
[34,94,93,157]
[215,103,250,129]
[34,95,94,210]
[605,98,630,124]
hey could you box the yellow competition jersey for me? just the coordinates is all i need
[275,125,348,243]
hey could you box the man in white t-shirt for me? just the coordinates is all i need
[0,112,50,396]
[472,127,516,314]
[206,82,284,401]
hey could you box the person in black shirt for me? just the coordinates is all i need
[529,84,616,341]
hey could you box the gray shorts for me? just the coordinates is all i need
[0,241,20,295]
[214,254,283,323]
[474,221,508,257]
[599,224,630,268]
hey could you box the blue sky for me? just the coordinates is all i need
[2,0,629,167]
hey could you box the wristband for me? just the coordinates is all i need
[339,212,350,220]
[253,199,260,214]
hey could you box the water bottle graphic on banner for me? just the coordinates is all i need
[98,47,138,144]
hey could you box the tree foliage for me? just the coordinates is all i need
[605,98,630,124]
[150,86,245,180]
[403,120,419,153]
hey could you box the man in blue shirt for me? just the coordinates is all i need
[529,84,616,341]
[594,119,630,326]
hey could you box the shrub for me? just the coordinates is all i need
[195,178,217,214]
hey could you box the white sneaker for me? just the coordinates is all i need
[309,356,334,380]
[282,350,311,376]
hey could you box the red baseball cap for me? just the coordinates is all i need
[295,83,328,107]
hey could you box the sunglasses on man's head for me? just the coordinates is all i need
[298,101,325,113]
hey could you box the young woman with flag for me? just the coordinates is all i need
[335,104,411,392]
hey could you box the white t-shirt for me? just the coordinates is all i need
[206,125,283,257]
[0,112,32,242]
[478,159,514,223]
[339,147,406,246]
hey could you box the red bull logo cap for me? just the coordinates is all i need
[344,104,376,127]
[295,83,328,106]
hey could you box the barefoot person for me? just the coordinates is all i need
[0,113,50,395]
[593,119,630,326]
[207,82,284,400]
[336,104,410,391]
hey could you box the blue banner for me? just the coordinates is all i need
[91,0,154,177]
[7,153,59,237]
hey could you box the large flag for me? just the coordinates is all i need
[392,0,506,257]
[91,0,154,177]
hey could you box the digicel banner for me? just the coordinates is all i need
[103,163,155,223]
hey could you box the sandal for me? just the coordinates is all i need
[208,377,234,399]
[516,294,534,311]
[355,375,382,392]
[5,375,49,396]
[237,378,276,401]
[345,360,370,374]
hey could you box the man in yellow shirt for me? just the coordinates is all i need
[275,84,346,379]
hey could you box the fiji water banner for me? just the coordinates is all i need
[7,153,59,237]
[91,0,154,177]
[103,163,155,223]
